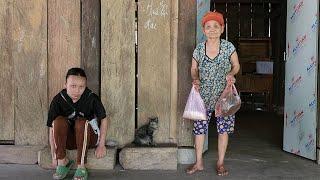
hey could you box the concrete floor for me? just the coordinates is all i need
[1,111,320,180]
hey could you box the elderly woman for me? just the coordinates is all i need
[186,11,240,176]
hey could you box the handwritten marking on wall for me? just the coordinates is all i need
[142,0,169,31]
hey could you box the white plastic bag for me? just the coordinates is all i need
[183,86,207,120]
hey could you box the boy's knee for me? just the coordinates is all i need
[53,116,68,129]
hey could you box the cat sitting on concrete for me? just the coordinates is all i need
[133,117,159,146]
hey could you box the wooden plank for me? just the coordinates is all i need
[101,0,135,147]
[81,0,101,95]
[240,3,251,37]
[177,0,196,146]
[252,3,267,37]
[138,0,171,143]
[170,0,178,143]
[48,0,81,102]
[214,3,226,39]
[12,0,48,145]
[0,0,14,141]
[226,3,240,45]
[270,3,284,108]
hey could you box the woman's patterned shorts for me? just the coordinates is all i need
[193,110,235,135]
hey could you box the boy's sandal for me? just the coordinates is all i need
[53,160,75,180]
[73,167,88,180]
[216,165,228,176]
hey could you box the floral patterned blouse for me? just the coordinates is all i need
[193,39,236,111]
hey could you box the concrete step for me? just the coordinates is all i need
[177,147,195,164]
[0,145,45,164]
[38,146,116,170]
[119,144,177,170]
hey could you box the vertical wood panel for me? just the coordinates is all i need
[170,0,178,143]
[177,0,196,146]
[0,0,14,141]
[214,3,226,39]
[101,0,135,147]
[138,0,171,143]
[226,3,239,45]
[252,3,267,37]
[240,3,251,37]
[48,0,81,102]
[81,0,100,95]
[13,0,47,145]
[271,3,284,107]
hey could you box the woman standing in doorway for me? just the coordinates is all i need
[186,11,240,176]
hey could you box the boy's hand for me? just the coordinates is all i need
[95,145,106,159]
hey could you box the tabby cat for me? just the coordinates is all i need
[133,117,159,146]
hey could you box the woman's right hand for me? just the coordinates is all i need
[192,79,200,92]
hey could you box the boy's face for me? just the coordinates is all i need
[65,75,86,102]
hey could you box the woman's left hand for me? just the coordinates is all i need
[226,74,236,84]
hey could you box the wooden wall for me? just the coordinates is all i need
[0,0,197,147]
[137,0,173,143]
[101,0,136,147]
[0,0,14,142]
[177,0,197,146]
[12,0,48,145]
[48,0,81,102]
[81,0,101,95]
[0,0,98,145]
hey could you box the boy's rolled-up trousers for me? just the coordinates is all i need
[53,116,98,165]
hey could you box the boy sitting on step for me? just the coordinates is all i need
[47,67,108,180]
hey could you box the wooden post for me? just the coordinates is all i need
[101,0,136,147]
[177,0,197,146]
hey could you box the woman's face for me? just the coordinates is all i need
[203,20,224,39]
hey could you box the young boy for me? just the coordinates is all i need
[47,67,108,180]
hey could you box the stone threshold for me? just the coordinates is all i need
[119,144,178,170]
[38,146,116,170]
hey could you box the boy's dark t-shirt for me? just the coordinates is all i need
[47,87,107,127]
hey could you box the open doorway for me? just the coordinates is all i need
[207,0,287,160]
[205,0,319,162]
